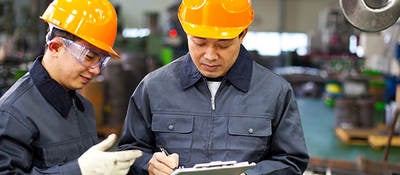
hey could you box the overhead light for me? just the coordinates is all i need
[122,28,150,38]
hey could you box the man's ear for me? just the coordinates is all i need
[239,28,248,43]
[48,41,62,52]
[47,39,66,59]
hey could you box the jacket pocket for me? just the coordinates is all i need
[228,116,271,137]
[33,136,96,168]
[152,114,194,133]
[227,116,272,162]
[151,113,194,163]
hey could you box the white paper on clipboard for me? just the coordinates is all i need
[170,161,256,175]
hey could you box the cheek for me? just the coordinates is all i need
[221,50,238,67]
[188,47,202,63]
[66,57,87,72]
[189,54,202,70]
[188,44,200,55]
[60,61,83,78]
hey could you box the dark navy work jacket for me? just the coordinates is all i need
[0,57,98,174]
[119,45,309,175]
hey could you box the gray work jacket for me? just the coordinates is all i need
[0,57,97,174]
[119,45,309,175]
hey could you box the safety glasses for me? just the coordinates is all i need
[61,38,111,70]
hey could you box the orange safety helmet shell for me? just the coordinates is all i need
[40,0,120,58]
[178,0,254,39]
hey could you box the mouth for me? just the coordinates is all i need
[80,75,92,84]
[201,64,219,72]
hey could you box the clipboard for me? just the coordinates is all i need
[171,161,256,175]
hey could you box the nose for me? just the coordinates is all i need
[204,46,218,61]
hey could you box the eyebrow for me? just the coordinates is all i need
[192,37,233,42]
[218,39,233,43]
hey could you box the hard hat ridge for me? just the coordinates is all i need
[178,0,254,39]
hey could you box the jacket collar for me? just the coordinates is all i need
[30,56,84,118]
[180,45,252,92]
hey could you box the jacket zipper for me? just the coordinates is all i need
[208,79,225,111]
[211,96,215,110]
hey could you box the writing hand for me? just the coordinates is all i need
[148,151,179,175]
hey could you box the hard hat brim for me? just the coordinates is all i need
[84,35,121,59]
[180,20,246,39]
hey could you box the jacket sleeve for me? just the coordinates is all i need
[0,110,82,175]
[245,86,309,175]
[118,81,155,175]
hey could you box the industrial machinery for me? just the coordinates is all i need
[340,0,400,32]
[340,0,400,164]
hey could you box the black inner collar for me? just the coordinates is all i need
[205,76,224,82]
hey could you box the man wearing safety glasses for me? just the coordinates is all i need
[60,37,112,71]
[0,0,142,174]
[118,0,309,175]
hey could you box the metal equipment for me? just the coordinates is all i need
[340,0,400,163]
[340,0,400,32]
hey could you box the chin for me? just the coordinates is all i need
[206,74,223,78]
[71,84,85,91]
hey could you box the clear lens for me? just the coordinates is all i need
[61,38,111,70]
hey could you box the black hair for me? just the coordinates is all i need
[46,27,80,44]
[239,31,245,38]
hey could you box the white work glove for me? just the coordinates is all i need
[78,134,142,175]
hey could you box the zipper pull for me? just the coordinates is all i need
[211,97,215,110]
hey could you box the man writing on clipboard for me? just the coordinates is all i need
[118,0,309,174]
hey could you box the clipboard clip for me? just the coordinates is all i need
[171,161,256,175]
[193,161,238,168]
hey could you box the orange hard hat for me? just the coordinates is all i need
[40,0,120,58]
[178,0,254,39]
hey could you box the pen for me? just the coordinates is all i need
[159,145,170,156]
[159,145,181,170]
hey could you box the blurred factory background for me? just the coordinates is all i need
[1,0,400,174]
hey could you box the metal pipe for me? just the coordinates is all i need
[383,107,399,161]
[277,0,286,32]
